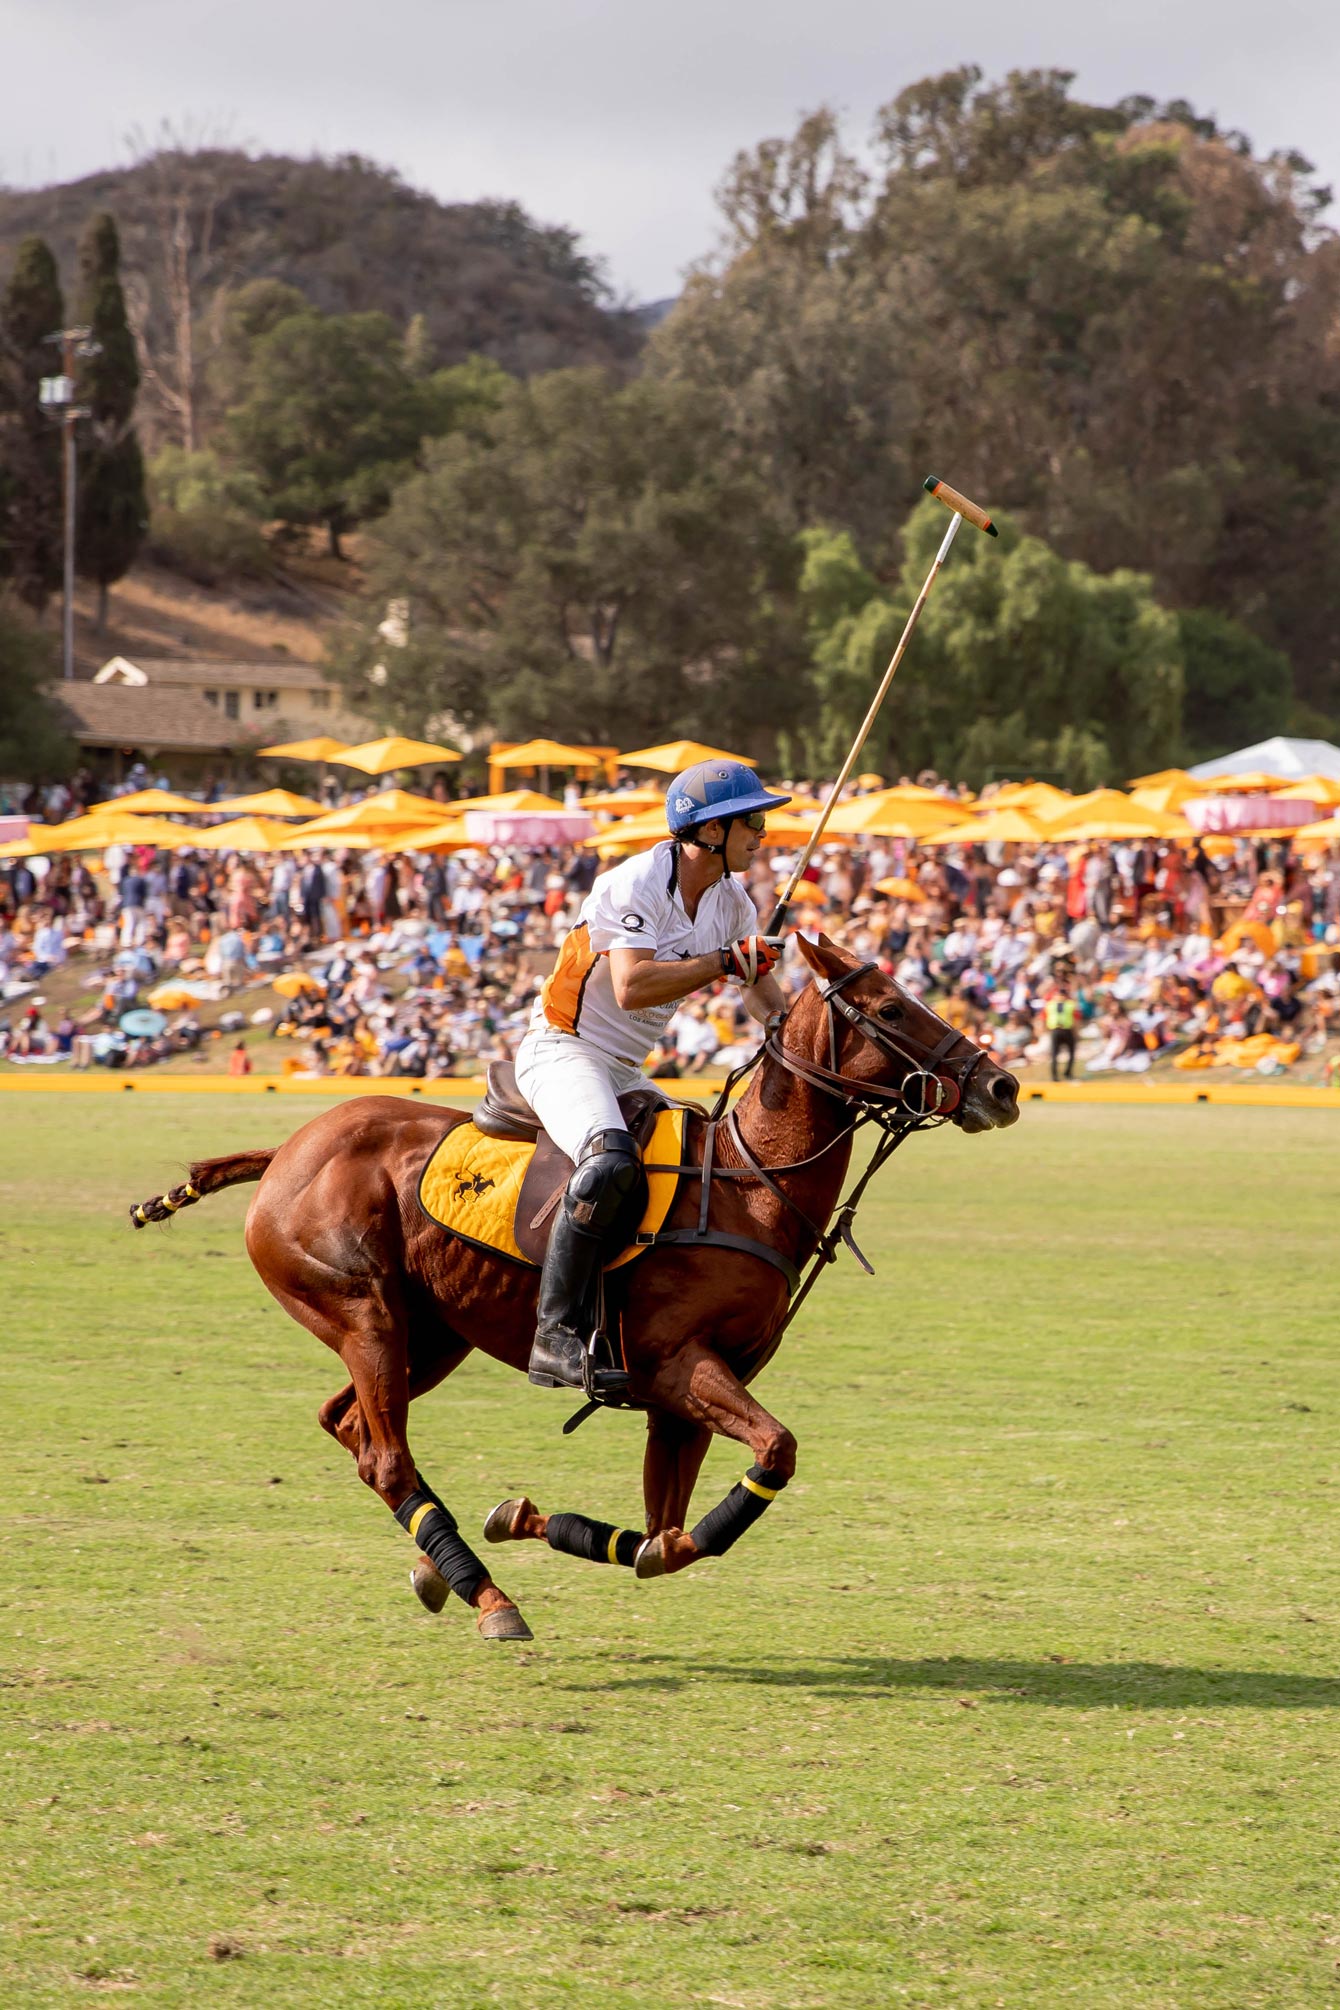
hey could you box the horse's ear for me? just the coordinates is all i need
[793,932,858,981]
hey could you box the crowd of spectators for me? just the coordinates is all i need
[3,764,1340,1085]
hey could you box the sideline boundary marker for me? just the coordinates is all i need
[0,1074,1337,1109]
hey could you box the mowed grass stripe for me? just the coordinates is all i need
[2,1095,1338,2007]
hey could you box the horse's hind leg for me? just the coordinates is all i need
[634,1342,796,1579]
[275,1277,530,1641]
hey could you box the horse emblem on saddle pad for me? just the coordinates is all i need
[418,1107,685,1270]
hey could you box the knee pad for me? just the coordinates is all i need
[566,1129,647,1236]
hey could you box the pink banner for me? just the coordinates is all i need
[463,811,594,846]
[1183,796,1325,833]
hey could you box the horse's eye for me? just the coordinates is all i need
[877,1000,903,1022]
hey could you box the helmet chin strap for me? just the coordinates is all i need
[687,816,736,879]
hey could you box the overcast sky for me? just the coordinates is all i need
[7,0,1338,302]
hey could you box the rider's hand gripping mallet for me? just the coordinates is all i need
[767,475,998,931]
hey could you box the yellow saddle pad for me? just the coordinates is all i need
[418,1107,686,1270]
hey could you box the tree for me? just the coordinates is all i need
[0,594,75,777]
[0,237,65,610]
[330,368,802,749]
[798,501,1184,786]
[145,445,269,583]
[75,213,148,629]
[1176,608,1292,758]
[226,307,434,556]
[651,71,1340,713]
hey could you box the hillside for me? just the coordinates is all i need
[0,148,642,391]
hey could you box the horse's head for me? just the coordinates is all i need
[787,933,1019,1134]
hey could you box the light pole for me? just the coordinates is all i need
[39,326,95,683]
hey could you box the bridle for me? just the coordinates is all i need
[761,962,990,1132]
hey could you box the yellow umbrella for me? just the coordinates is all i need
[258,736,350,762]
[1054,814,1194,843]
[1274,777,1340,807]
[1292,813,1340,848]
[922,808,1046,846]
[853,771,886,789]
[272,971,326,999]
[147,984,205,1010]
[273,827,378,851]
[1041,789,1137,830]
[618,740,758,772]
[333,735,462,774]
[1198,770,1290,793]
[781,879,828,907]
[443,789,566,813]
[874,876,928,901]
[386,818,475,854]
[90,788,207,814]
[1130,781,1204,815]
[188,816,297,852]
[210,788,325,817]
[989,782,1072,812]
[491,738,603,768]
[824,791,963,838]
[59,814,199,850]
[1128,767,1207,790]
[290,790,444,839]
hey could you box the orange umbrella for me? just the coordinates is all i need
[874,876,928,901]
[1198,770,1290,793]
[781,879,827,907]
[210,788,325,817]
[619,740,758,772]
[1275,777,1340,807]
[1128,767,1207,790]
[824,791,962,838]
[923,808,1045,846]
[189,816,297,852]
[90,788,207,814]
[333,736,462,774]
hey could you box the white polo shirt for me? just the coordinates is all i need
[532,841,757,1065]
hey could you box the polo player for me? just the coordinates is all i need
[515,760,791,1391]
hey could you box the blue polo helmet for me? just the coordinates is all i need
[665,761,790,837]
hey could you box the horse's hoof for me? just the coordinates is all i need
[634,1535,666,1579]
[476,1603,533,1642]
[483,1496,531,1544]
[410,1556,448,1613]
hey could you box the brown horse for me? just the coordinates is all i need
[129,935,1019,1640]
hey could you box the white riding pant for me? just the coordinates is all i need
[514,1027,667,1164]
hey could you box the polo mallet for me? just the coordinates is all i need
[767,476,998,931]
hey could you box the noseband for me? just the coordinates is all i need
[765,963,989,1130]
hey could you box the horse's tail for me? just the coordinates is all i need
[128,1148,278,1230]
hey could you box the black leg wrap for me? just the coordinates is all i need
[546,1512,644,1568]
[394,1489,489,1605]
[689,1464,789,1559]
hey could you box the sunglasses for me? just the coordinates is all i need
[741,812,767,832]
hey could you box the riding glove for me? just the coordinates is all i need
[720,934,786,984]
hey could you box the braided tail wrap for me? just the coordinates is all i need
[128,1147,277,1229]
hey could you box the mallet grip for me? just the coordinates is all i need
[923,475,998,537]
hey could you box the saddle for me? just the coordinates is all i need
[418,1065,685,1269]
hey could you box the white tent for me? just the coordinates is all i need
[1187,735,1340,782]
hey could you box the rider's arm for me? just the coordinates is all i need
[608,946,723,1011]
[741,973,786,1024]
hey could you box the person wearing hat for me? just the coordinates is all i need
[514,759,791,1391]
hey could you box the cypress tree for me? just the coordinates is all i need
[0,237,65,610]
[76,212,147,629]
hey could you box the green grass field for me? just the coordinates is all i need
[4,1092,1340,2009]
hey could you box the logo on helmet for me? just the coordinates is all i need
[672,796,695,814]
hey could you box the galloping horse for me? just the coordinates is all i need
[129,935,1019,1640]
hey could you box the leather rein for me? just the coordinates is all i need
[640,964,990,1332]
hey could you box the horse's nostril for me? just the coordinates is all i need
[990,1075,1017,1104]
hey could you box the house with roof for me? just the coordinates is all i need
[93,656,376,744]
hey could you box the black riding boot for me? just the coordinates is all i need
[528,1129,645,1393]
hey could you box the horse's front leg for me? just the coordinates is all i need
[634,1341,796,1579]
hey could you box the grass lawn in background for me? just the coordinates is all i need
[3,1093,1339,2008]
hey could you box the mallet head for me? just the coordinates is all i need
[923,475,998,537]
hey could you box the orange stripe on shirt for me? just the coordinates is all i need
[540,922,599,1035]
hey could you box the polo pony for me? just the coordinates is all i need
[129,935,1019,1640]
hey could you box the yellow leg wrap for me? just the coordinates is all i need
[741,1473,780,1501]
